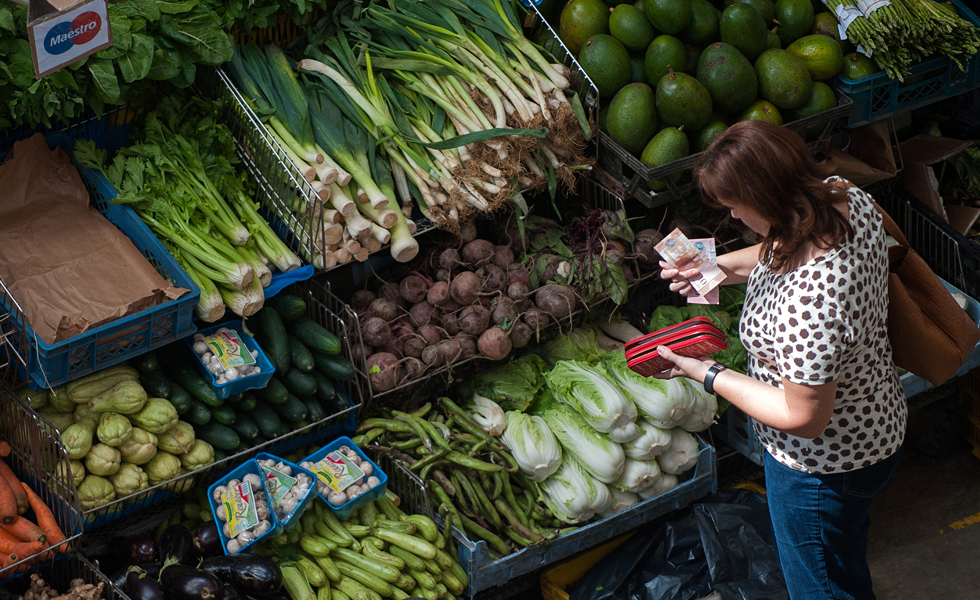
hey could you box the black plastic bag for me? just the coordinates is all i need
[569,489,787,600]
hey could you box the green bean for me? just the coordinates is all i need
[494,498,542,543]
[390,438,423,451]
[420,460,452,482]
[360,428,385,445]
[502,526,537,548]
[500,474,527,528]
[450,471,477,517]
[468,471,503,530]
[478,471,499,500]
[447,452,503,472]
[458,513,512,556]
[411,402,432,418]
[393,413,433,452]
[409,449,448,473]
[357,418,414,434]
[440,398,494,442]
[430,469,456,497]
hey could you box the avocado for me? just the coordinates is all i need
[644,35,688,85]
[606,83,660,153]
[787,34,844,81]
[784,81,836,139]
[579,34,633,97]
[559,0,611,56]
[724,0,776,24]
[682,0,720,45]
[610,4,658,51]
[719,4,768,60]
[774,0,814,47]
[839,52,881,80]
[694,120,729,151]
[696,42,758,114]
[642,0,693,35]
[656,67,713,130]
[630,53,650,84]
[754,48,813,109]
[641,126,690,190]
[812,11,855,55]
[737,99,783,125]
[766,28,781,49]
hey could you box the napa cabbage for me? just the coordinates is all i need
[625,419,673,460]
[500,411,562,482]
[538,455,609,524]
[601,350,698,428]
[539,402,625,484]
[614,458,662,493]
[656,428,700,475]
[545,360,636,432]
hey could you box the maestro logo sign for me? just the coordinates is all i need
[44,11,102,55]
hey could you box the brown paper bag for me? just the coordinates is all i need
[821,121,898,186]
[0,134,188,344]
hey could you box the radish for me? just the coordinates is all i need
[439,248,461,272]
[491,297,518,325]
[366,352,401,392]
[510,322,532,348]
[351,290,376,313]
[451,271,482,305]
[459,221,478,243]
[478,327,512,360]
[369,298,398,322]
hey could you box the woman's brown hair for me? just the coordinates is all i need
[693,120,854,271]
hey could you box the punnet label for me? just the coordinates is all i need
[205,330,256,369]
[261,464,298,507]
[311,451,365,492]
[835,4,863,39]
[222,480,259,537]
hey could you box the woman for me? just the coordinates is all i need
[656,120,906,600]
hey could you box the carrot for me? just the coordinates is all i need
[0,459,28,516]
[0,528,25,553]
[1,516,46,544]
[0,471,17,525]
[21,483,66,553]
[0,442,9,457]
[6,540,44,561]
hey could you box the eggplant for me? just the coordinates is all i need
[127,534,160,565]
[221,585,243,600]
[126,569,166,600]
[193,520,221,557]
[159,523,195,564]
[200,555,282,597]
[160,564,225,600]
[111,563,161,590]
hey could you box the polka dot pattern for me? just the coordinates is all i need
[740,178,907,474]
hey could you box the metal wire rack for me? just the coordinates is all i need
[364,447,433,520]
[0,553,128,600]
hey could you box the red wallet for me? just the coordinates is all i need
[625,318,728,377]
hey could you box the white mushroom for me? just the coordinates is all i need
[328,491,347,506]
[222,523,233,538]
[216,505,227,521]
[213,486,228,501]
[359,462,374,476]
[255,520,272,536]
[193,341,209,355]
[366,476,381,489]
[227,479,241,489]
[257,505,270,520]
[227,539,243,553]
[244,473,262,487]
[238,529,255,543]
[194,333,205,342]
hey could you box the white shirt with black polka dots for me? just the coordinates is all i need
[739,178,906,474]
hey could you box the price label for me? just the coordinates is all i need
[311,451,364,493]
[221,480,259,537]
[205,329,256,370]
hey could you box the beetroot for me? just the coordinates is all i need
[456,334,478,358]
[492,246,515,269]
[491,297,518,325]
[440,299,461,313]
[634,229,663,266]
[461,239,495,267]
[418,324,444,346]
[507,263,529,286]
[427,281,451,306]
[450,271,482,305]
[535,284,577,319]
[605,240,626,266]
[379,337,404,357]
[515,298,533,312]
[400,275,429,304]
[351,290,376,313]
[362,317,392,347]
[379,282,403,306]
[436,269,451,283]
[540,254,562,283]
[510,322,532,348]
[440,312,460,336]
[479,265,507,294]
[402,357,425,380]
[366,352,401,392]
[524,308,551,332]
[459,221,478,243]
[421,345,442,366]
[508,282,530,303]
[436,339,462,364]
[403,335,426,358]
[408,301,437,328]
[459,305,491,336]
[439,248,461,272]
[478,327,512,360]
[369,298,399,322]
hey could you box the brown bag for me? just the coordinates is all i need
[872,203,980,386]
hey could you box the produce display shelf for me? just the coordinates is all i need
[453,439,717,597]
[79,278,369,529]
[833,0,980,128]
[0,134,200,391]
[0,387,83,581]
[526,1,600,112]
[3,553,127,599]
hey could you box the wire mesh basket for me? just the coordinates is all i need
[2,553,128,599]
[364,447,433,520]
[0,388,83,581]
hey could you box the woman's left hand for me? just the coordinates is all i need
[653,346,717,384]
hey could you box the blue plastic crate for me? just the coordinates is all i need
[718,405,765,466]
[833,0,980,127]
[301,436,387,520]
[0,134,199,389]
[208,459,283,555]
[186,321,275,399]
[255,452,318,530]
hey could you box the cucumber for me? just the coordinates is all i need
[282,368,317,398]
[256,377,289,405]
[131,351,159,374]
[267,295,307,323]
[197,422,240,451]
[257,307,290,373]
[239,393,258,412]
[309,371,337,402]
[290,419,311,429]
[252,402,283,440]
[230,415,260,442]
[303,398,327,423]
[276,419,291,438]
[313,353,356,381]
[323,393,351,415]
[209,404,237,426]
[225,393,244,404]
[289,317,341,356]
[185,400,212,426]
[138,370,172,399]
[213,449,227,462]
[274,394,309,423]
[289,335,315,373]
[169,364,222,407]
[169,384,193,416]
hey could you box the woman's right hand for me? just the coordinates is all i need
[659,260,701,297]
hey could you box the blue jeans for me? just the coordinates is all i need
[764,447,903,600]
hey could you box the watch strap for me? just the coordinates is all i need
[703,363,728,395]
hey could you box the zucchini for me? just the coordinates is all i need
[303,398,327,423]
[169,364,222,407]
[290,419,311,429]
[209,404,237,426]
[273,394,309,423]
[267,295,307,323]
[197,422,240,451]
[289,317,341,356]
[289,335,315,372]
[140,369,173,399]
[185,401,212,426]
[251,402,283,440]
[257,307,290,373]
[310,371,337,402]
[230,415,260,442]
[256,377,289,405]
[169,384,193,416]
[276,419,292,438]
[313,353,356,381]
[322,390,350,415]
[282,368,317,398]
[239,393,258,412]
[131,351,159,374]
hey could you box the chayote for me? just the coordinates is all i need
[128,398,178,435]
[109,463,149,498]
[40,412,77,434]
[117,427,158,465]
[47,385,74,413]
[179,440,215,472]
[62,421,96,460]
[78,474,116,510]
[88,380,148,414]
[74,403,101,425]
[97,412,133,447]
[55,459,86,489]
[85,443,121,477]
[157,421,196,455]
[145,451,181,485]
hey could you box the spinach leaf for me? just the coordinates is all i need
[87,57,121,104]
[157,0,200,15]
[117,33,155,83]
[148,46,182,81]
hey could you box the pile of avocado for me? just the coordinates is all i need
[558,0,880,191]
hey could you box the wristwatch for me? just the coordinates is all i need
[703,363,728,395]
